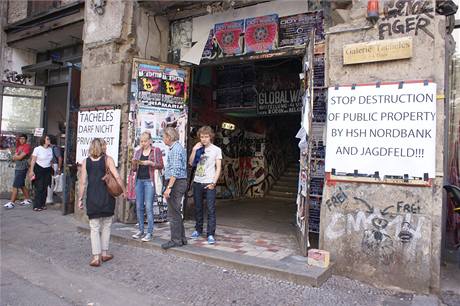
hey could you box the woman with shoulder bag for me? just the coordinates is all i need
[131,132,164,242]
[78,138,126,267]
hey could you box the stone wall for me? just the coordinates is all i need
[7,0,27,24]
[135,7,169,62]
[77,1,168,223]
[319,1,448,293]
[77,0,136,222]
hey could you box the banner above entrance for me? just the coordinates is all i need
[325,81,437,178]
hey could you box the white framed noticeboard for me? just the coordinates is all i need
[325,81,437,179]
[76,108,121,165]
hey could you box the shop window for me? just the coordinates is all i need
[1,86,43,134]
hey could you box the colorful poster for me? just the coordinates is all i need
[244,14,278,54]
[161,67,186,110]
[138,64,163,107]
[137,64,187,110]
[214,20,244,56]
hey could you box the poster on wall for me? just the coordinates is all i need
[325,81,437,178]
[138,64,163,106]
[279,13,311,47]
[202,29,219,60]
[137,106,187,147]
[256,63,302,115]
[244,14,278,53]
[76,108,121,165]
[214,20,244,56]
[137,64,187,110]
[162,67,186,109]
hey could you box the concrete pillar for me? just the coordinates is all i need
[77,0,169,223]
[319,2,448,293]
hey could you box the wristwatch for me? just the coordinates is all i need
[167,186,173,189]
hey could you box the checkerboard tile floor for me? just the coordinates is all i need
[115,221,300,261]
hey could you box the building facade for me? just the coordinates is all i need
[1,0,458,294]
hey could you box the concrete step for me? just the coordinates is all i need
[263,195,296,202]
[277,177,298,184]
[271,185,298,193]
[77,225,333,287]
[283,171,299,177]
[268,190,297,199]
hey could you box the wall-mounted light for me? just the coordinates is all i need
[367,0,379,24]
[91,0,106,16]
[222,122,236,131]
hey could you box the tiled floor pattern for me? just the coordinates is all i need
[114,221,300,261]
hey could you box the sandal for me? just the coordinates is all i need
[33,208,42,212]
[101,254,113,262]
[89,256,101,267]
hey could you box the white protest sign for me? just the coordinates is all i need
[76,109,121,165]
[325,82,436,178]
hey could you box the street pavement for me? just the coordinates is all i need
[1,202,457,306]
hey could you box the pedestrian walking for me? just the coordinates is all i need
[188,126,222,244]
[161,127,188,249]
[78,138,126,267]
[131,132,164,242]
[4,134,32,209]
[28,135,53,211]
[46,135,63,204]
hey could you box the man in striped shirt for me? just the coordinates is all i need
[161,127,188,249]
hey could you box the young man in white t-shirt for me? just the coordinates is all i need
[188,126,222,244]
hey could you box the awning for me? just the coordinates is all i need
[22,60,64,73]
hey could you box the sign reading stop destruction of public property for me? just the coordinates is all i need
[325,81,437,178]
[76,109,121,165]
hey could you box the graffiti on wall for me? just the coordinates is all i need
[378,0,435,40]
[210,126,286,199]
[325,188,426,264]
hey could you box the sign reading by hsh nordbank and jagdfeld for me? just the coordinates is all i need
[325,81,437,178]
[343,37,412,65]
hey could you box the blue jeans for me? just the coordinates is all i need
[135,179,155,234]
[193,182,217,237]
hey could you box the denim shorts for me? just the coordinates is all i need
[13,169,27,188]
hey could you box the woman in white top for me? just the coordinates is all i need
[28,135,53,211]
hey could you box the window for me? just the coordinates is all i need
[1,85,44,134]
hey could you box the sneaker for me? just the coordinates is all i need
[3,202,15,209]
[207,235,216,245]
[141,233,152,242]
[190,231,201,239]
[132,231,144,239]
[20,199,32,206]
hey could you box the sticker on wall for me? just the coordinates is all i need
[244,14,278,54]
[214,20,244,56]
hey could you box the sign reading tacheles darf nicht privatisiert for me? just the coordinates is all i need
[76,109,121,165]
[325,81,437,178]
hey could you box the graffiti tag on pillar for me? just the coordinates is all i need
[396,201,421,214]
[326,186,348,211]
[378,0,434,40]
